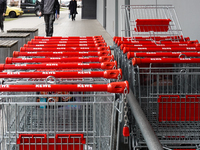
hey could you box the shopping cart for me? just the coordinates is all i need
[116,4,200,150]
[127,57,200,149]
[0,81,129,150]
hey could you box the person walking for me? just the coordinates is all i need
[0,0,7,32]
[39,0,60,37]
[69,0,77,21]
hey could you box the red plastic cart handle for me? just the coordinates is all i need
[120,43,198,50]
[28,40,105,44]
[117,40,199,46]
[0,69,122,79]
[24,43,107,47]
[127,52,200,59]
[20,47,109,52]
[17,134,47,144]
[0,61,117,71]
[123,47,200,53]
[34,35,102,39]
[0,81,129,93]
[13,50,111,57]
[115,35,187,43]
[6,56,114,64]
[55,134,85,144]
[132,57,200,65]
[32,37,104,41]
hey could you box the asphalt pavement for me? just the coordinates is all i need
[4,8,113,46]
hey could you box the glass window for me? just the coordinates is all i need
[26,0,36,4]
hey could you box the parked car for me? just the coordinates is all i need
[20,0,40,16]
[61,1,70,7]
[5,6,24,18]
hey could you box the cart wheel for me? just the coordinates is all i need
[9,11,16,18]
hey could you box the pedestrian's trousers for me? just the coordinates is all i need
[0,13,4,31]
[44,14,55,37]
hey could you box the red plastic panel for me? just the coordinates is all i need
[135,19,171,32]
[158,95,200,121]
[17,134,85,150]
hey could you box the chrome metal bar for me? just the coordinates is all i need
[127,89,163,150]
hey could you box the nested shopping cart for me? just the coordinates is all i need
[116,4,200,150]
[0,35,130,150]
[0,81,129,150]
[128,57,200,149]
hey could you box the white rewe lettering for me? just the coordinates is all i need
[33,48,42,50]
[1,85,9,88]
[35,85,51,88]
[50,58,61,60]
[79,52,88,54]
[7,72,20,75]
[15,64,27,66]
[79,44,88,46]
[27,52,37,54]
[77,84,93,88]
[78,71,91,74]
[42,72,56,75]
[57,44,66,46]
[53,52,63,54]
[46,64,58,66]
[151,58,162,61]
[22,58,32,60]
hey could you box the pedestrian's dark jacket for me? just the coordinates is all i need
[69,0,77,15]
[39,0,60,15]
[0,0,7,14]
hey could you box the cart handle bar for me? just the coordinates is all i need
[123,47,200,53]
[23,43,107,47]
[13,50,111,57]
[0,61,117,71]
[35,35,102,39]
[132,57,200,65]
[20,46,110,52]
[0,69,122,79]
[121,43,199,50]
[0,81,129,93]
[32,37,104,41]
[6,56,114,64]
[28,40,105,44]
[17,134,86,144]
[117,40,199,46]
[127,52,200,59]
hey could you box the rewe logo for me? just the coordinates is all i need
[77,84,93,88]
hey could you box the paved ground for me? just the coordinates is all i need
[4,8,113,46]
